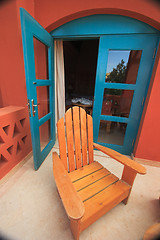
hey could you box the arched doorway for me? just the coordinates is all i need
[21,10,159,168]
[51,15,159,154]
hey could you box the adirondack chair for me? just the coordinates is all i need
[53,106,146,240]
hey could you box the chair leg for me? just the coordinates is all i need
[121,165,137,205]
[70,219,81,240]
[56,188,61,199]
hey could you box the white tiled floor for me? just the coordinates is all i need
[0,144,160,240]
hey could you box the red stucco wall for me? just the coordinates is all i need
[0,0,34,108]
[0,0,34,161]
[34,0,160,31]
[0,0,160,162]
[134,44,160,162]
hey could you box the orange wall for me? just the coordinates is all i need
[0,0,34,156]
[0,0,34,108]
[134,44,160,162]
[0,0,160,162]
[34,0,160,31]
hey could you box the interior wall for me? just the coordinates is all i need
[64,40,99,99]
[74,40,99,97]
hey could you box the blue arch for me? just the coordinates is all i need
[51,14,159,37]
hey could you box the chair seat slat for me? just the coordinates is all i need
[80,180,131,232]
[78,174,119,202]
[73,168,111,191]
[69,161,103,182]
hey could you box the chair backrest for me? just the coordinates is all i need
[57,106,94,172]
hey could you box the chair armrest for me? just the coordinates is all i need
[52,152,85,220]
[93,143,146,175]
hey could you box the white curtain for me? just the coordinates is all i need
[54,40,65,124]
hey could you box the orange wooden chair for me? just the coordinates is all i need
[53,107,146,240]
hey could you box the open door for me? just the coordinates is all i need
[93,35,158,155]
[20,8,55,170]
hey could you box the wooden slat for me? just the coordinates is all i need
[73,168,111,191]
[52,152,84,220]
[81,180,131,231]
[69,161,103,182]
[80,108,88,166]
[73,107,82,169]
[57,117,68,171]
[121,165,137,204]
[65,108,75,172]
[87,114,94,164]
[70,219,81,240]
[94,143,146,175]
[78,174,119,202]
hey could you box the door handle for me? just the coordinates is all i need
[27,99,31,117]
[33,103,40,107]
[31,99,40,117]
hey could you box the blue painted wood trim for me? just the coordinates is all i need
[142,37,160,107]
[39,140,54,164]
[53,34,159,40]
[34,80,52,86]
[92,37,108,145]
[20,8,55,170]
[51,15,159,37]
[93,34,159,155]
[104,83,136,90]
[100,115,129,123]
[39,112,52,126]
[48,39,56,146]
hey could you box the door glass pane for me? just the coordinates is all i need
[98,120,127,145]
[105,50,142,84]
[37,86,50,119]
[33,37,49,79]
[101,89,134,118]
[39,119,51,152]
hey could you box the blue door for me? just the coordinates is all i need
[20,8,55,170]
[93,35,158,155]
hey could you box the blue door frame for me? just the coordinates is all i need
[51,15,159,155]
[20,8,55,170]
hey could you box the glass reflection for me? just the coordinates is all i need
[105,50,142,84]
[37,86,50,119]
[33,37,49,79]
[39,119,51,152]
[101,89,134,118]
[98,120,127,146]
